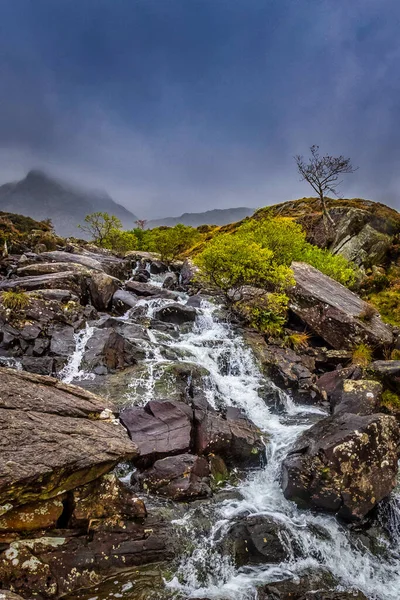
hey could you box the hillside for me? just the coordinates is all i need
[147,207,254,228]
[0,170,137,237]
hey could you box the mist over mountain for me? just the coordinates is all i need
[0,170,137,237]
[147,207,254,229]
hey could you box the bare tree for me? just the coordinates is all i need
[294,145,357,226]
[134,219,148,230]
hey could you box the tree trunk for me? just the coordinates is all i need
[319,193,334,230]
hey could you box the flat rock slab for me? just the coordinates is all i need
[120,400,193,467]
[0,368,138,512]
[289,262,393,349]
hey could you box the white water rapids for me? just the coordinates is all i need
[62,294,400,599]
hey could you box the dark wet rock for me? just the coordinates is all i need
[0,271,86,298]
[154,303,197,325]
[132,267,151,283]
[153,361,210,403]
[0,368,138,512]
[316,366,362,401]
[139,454,211,500]
[181,259,198,285]
[29,288,80,303]
[112,289,138,314]
[21,356,54,376]
[49,324,76,356]
[221,515,299,567]
[0,516,172,599]
[208,454,229,490]
[121,400,193,468]
[367,360,400,393]
[88,271,120,311]
[82,328,147,373]
[71,473,147,528]
[195,405,265,467]
[149,260,169,274]
[314,348,353,371]
[125,280,178,299]
[282,411,399,521]
[258,575,368,599]
[330,379,382,416]
[162,273,178,290]
[186,294,202,308]
[289,262,393,349]
[244,331,318,402]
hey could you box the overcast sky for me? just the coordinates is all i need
[0,0,400,218]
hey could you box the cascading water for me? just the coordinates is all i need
[59,323,95,384]
[126,295,400,600]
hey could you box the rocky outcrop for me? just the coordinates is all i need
[221,515,299,567]
[329,379,382,416]
[139,454,211,500]
[154,302,197,325]
[112,289,138,314]
[289,262,393,349]
[120,400,193,468]
[282,411,399,520]
[368,360,400,392]
[258,574,368,599]
[0,368,138,513]
[81,326,147,374]
[125,280,177,299]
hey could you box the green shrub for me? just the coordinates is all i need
[1,289,29,311]
[103,228,137,253]
[78,212,123,247]
[194,232,293,300]
[381,389,400,410]
[237,292,289,336]
[352,343,373,367]
[149,224,202,262]
[369,290,400,327]
[286,331,311,349]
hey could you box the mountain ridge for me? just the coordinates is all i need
[147,206,254,228]
[0,170,137,238]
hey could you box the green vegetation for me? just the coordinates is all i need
[1,289,30,311]
[147,223,201,262]
[352,343,373,367]
[381,389,400,411]
[286,331,311,350]
[78,212,137,253]
[369,290,400,327]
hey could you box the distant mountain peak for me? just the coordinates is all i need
[0,170,137,237]
[147,206,255,229]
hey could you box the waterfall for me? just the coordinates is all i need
[59,323,95,384]
[132,298,400,600]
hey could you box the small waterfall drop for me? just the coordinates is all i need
[59,323,95,384]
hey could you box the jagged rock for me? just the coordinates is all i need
[112,289,138,314]
[120,400,193,468]
[88,271,120,311]
[0,368,138,513]
[245,331,318,402]
[82,328,147,373]
[221,515,299,567]
[0,272,86,297]
[125,280,178,299]
[0,496,65,532]
[181,259,198,285]
[139,454,211,500]
[0,517,171,599]
[289,262,393,349]
[154,303,197,325]
[258,575,368,599]
[368,360,400,393]
[149,260,168,274]
[186,294,202,308]
[195,406,265,467]
[282,412,399,521]
[162,273,178,290]
[330,379,382,416]
[71,473,146,528]
[49,324,76,356]
[21,356,54,376]
[36,249,130,278]
[316,365,362,401]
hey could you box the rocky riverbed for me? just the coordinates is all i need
[0,244,400,599]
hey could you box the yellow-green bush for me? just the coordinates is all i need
[1,289,29,311]
[352,343,373,367]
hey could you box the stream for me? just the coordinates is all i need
[62,281,400,600]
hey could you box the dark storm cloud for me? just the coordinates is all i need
[0,0,400,216]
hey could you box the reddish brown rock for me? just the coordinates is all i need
[139,454,211,500]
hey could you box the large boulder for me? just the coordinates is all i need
[282,411,399,520]
[125,280,177,299]
[368,360,400,393]
[138,454,211,500]
[120,400,193,468]
[87,271,120,311]
[0,368,138,513]
[154,302,197,325]
[112,289,138,314]
[329,379,382,416]
[258,575,368,600]
[195,406,265,467]
[221,515,299,567]
[289,262,393,349]
[0,272,86,298]
[81,327,147,373]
